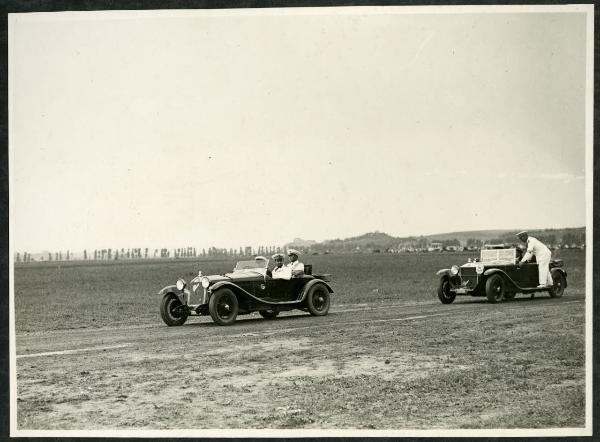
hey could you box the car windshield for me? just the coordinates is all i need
[480,248,516,263]
[233,259,269,272]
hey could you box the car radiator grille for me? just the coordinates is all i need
[459,267,478,288]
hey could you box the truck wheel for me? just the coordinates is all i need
[306,283,330,316]
[550,272,566,298]
[437,277,456,304]
[259,310,279,319]
[209,289,239,326]
[160,293,189,326]
[485,274,505,303]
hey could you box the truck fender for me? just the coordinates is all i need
[436,269,451,277]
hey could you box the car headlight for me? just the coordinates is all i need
[450,265,459,276]
[201,277,210,288]
[176,279,186,290]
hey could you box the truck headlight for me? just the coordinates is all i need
[176,279,186,290]
[201,277,210,288]
[450,265,459,276]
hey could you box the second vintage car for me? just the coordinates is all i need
[436,245,567,304]
[159,257,334,326]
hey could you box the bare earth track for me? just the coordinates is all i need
[14,251,586,430]
[16,296,585,430]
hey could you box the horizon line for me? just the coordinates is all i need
[13,225,586,256]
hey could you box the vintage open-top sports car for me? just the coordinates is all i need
[436,245,567,304]
[159,257,333,326]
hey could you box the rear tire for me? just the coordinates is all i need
[550,271,566,298]
[209,289,239,326]
[437,277,456,304]
[485,274,505,303]
[160,293,188,326]
[306,283,331,316]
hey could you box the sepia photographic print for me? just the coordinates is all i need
[8,4,593,437]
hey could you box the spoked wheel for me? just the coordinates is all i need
[209,289,239,326]
[306,283,331,316]
[550,272,566,298]
[259,310,279,319]
[437,277,456,304]
[485,274,505,303]
[160,293,189,326]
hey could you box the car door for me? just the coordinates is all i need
[506,262,539,288]
[264,276,308,302]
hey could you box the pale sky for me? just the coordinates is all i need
[9,7,591,253]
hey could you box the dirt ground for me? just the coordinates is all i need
[15,294,586,431]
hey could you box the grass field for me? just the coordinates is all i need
[13,249,587,431]
[13,249,586,333]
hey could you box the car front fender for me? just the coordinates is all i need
[158,285,185,304]
[482,268,520,291]
[209,281,254,300]
[437,270,462,288]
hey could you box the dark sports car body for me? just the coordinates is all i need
[436,245,567,304]
[159,258,333,326]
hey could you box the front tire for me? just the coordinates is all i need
[160,293,189,326]
[437,277,456,304]
[209,289,239,326]
[485,274,505,303]
[306,283,331,316]
[550,271,566,298]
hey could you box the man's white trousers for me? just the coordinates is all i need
[537,250,553,286]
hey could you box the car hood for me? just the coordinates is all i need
[191,272,262,285]
[206,275,232,283]
[461,261,514,268]
[460,262,478,268]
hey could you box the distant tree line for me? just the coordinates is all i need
[15,251,74,263]
[14,245,283,263]
[14,229,585,263]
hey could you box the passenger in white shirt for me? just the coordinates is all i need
[517,231,553,287]
[271,253,288,279]
[286,249,305,277]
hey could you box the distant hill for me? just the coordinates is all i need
[289,227,585,253]
[285,238,317,249]
[319,231,398,252]
[425,227,585,245]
